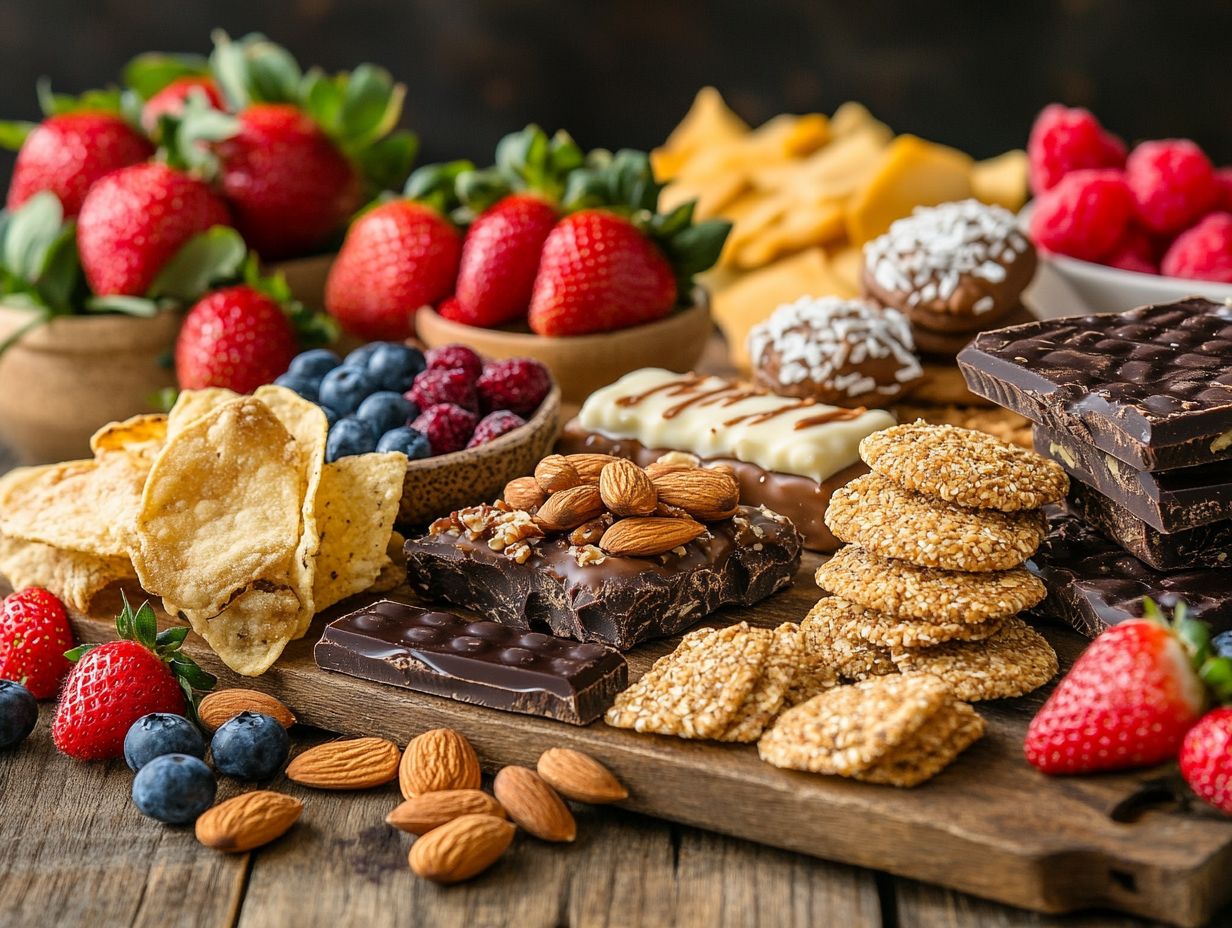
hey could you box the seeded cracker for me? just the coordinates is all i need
[801,597,897,681]
[847,603,1007,650]
[719,623,802,742]
[859,421,1068,511]
[855,700,985,787]
[782,662,840,708]
[816,544,1046,624]
[825,473,1046,571]
[605,623,770,739]
[890,404,1032,451]
[890,616,1058,701]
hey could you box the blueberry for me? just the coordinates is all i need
[321,405,339,428]
[319,366,376,415]
[131,754,216,824]
[326,417,377,462]
[210,711,290,780]
[356,391,417,435]
[273,373,321,404]
[287,348,342,379]
[123,713,206,772]
[1213,630,1232,659]
[343,342,383,370]
[376,426,431,460]
[0,680,37,749]
[365,342,426,392]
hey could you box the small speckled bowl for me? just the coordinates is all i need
[399,384,562,526]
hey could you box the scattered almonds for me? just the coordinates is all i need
[565,452,619,484]
[502,476,547,511]
[197,689,297,732]
[195,790,303,852]
[400,728,482,799]
[534,455,581,493]
[285,737,401,790]
[599,458,659,516]
[599,516,706,557]
[493,766,577,842]
[534,484,605,532]
[537,748,628,804]
[386,789,505,836]
[408,814,516,884]
[650,469,740,521]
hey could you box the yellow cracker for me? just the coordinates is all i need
[855,700,985,787]
[720,623,801,742]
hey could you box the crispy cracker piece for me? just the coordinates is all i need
[843,603,1006,650]
[179,585,303,678]
[824,473,1046,571]
[605,623,771,739]
[855,699,985,787]
[720,623,802,742]
[801,596,897,681]
[781,662,840,708]
[890,616,1059,701]
[816,544,1046,624]
[860,422,1065,510]
[0,533,134,614]
[757,672,951,776]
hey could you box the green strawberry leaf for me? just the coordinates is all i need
[123,53,210,100]
[36,79,125,118]
[300,69,346,135]
[338,63,404,150]
[149,386,180,412]
[132,601,159,648]
[148,226,247,302]
[0,120,35,151]
[155,626,191,649]
[662,218,732,280]
[85,295,162,317]
[170,654,216,691]
[163,92,239,175]
[3,191,64,280]
[64,643,95,663]
[355,130,418,196]
[209,31,302,110]
[33,223,83,314]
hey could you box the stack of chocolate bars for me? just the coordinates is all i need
[958,297,1232,637]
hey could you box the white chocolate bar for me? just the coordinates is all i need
[577,368,894,484]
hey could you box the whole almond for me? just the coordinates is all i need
[198,689,296,733]
[534,455,580,493]
[533,484,605,532]
[195,790,303,852]
[285,737,400,789]
[599,517,706,557]
[651,469,740,521]
[387,789,505,836]
[492,766,576,842]
[537,748,628,804]
[568,515,612,547]
[408,814,515,884]
[565,453,619,484]
[599,459,658,517]
[644,461,695,479]
[400,728,482,799]
[503,476,547,511]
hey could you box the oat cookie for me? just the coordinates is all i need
[890,404,1033,450]
[855,700,985,787]
[890,616,1059,701]
[801,596,897,681]
[720,623,802,743]
[825,473,1047,571]
[816,544,1046,624]
[859,422,1068,511]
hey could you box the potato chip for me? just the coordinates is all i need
[731,198,846,269]
[90,414,167,457]
[652,86,749,181]
[167,387,241,438]
[973,150,1029,211]
[830,101,893,141]
[180,585,304,677]
[0,532,134,614]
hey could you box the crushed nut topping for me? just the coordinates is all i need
[571,544,607,567]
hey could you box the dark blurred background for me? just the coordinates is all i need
[2,0,1230,178]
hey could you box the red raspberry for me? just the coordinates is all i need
[1029,169,1133,262]
[1126,139,1219,235]
[411,403,478,455]
[1103,224,1160,275]
[408,367,479,412]
[425,343,484,382]
[1216,167,1232,211]
[476,358,552,416]
[1161,212,1232,283]
[467,410,527,448]
[1027,104,1126,194]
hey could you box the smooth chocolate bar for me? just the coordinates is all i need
[315,600,628,725]
[958,298,1232,472]
[404,505,802,651]
[1028,507,1232,638]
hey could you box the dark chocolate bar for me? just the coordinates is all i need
[1028,507,1232,638]
[404,505,802,651]
[958,298,1232,472]
[1066,481,1232,571]
[315,600,628,725]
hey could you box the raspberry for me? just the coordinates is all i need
[1216,167,1232,211]
[467,410,527,448]
[1102,224,1160,275]
[1027,104,1126,194]
[476,358,552,415]
[1126,139,1219,235]
[1161,212,1232,283]
[1028,169,1133,262]
[425,343,484,382]
[411,403,478,455]
[408,367,478,412]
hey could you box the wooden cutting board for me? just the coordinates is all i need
[55,554,1232,928]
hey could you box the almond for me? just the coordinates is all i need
[568,515,612,547]
[533,484,605,533]
[599,517,706,557]
[195,790,303,852]
[650,469,740,521]
[502,476,547,511]
[644,461,695,479]
[408,813,515,884]
[400,728,482,799]
[598,459,658,517]
[285,737,400,789]
[565,453,619,484]
[386,789,505,836]
[534,455,580,493]
[197,689,296,733]
[492,765,576,842]
[536,748,628,804]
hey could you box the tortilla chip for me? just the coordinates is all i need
[0,532,134,614]
[167,387,241,438]
[371,531,407,594]
[180,585,303,677]
[90,414,168,458]
[652,87,749,181]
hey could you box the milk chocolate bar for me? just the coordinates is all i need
[315,600,628,725]
[958,298,1232,472]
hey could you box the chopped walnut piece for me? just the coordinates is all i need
[572,544,607,567]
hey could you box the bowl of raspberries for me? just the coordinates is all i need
[274,340,560,525]
[1025,104,1232,311]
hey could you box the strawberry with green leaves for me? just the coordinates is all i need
[0,587,74,701]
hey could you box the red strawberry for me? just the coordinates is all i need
[453,194,558,326]
[76,162,230,296]
[214,103,360,260]
[6,113,153,216]
[141,76,225,135]
[0,588,73,700]
[326,200,462,341]
[175,285,299,393]
[52,597,214,761]
[1025,601,1209,775]
[1180,708,1232,814]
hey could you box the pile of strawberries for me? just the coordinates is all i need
[1027,104,1232,282]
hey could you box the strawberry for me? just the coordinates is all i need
[141,76,225,136]
[1181,708,1232,814]
[0,588,73,700]
[175,284,299,392]
[1024,600,1216,775]
[76,162,230,296]
[52,596,214,762]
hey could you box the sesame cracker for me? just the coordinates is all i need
[801,596,898,681]
[855,700,985,787]
[720,623,802,743]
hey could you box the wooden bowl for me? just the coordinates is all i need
[415,291,713,405]
[399,384,561,526]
